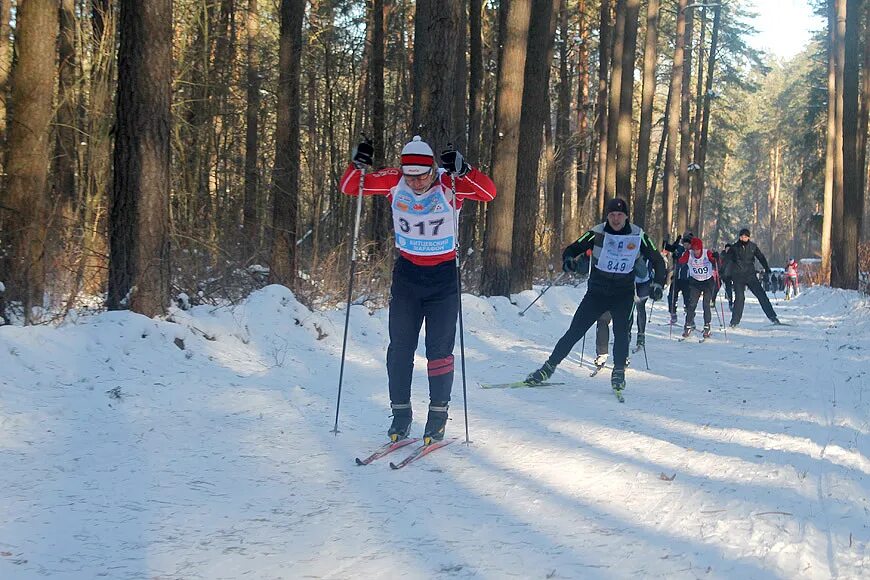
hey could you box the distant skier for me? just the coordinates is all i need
[678,237,719,339]
[340,136,496,444]
[785,258,799,299]
[664,233,693,325]
[524,198,666,400]
[727,228,781,327]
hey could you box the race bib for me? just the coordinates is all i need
[596,233,642,274]
[391,186,456,256]
[688,252,713,281]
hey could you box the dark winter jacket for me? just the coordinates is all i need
[563,222,667,294]
[729,240,771,281]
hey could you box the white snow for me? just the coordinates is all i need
[1,283,868,579]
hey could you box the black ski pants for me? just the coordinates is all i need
[547,287,634,371]
[684,279,716,328]
[387,257,458,406]
[596,311,612,356]
[730,274,778,325]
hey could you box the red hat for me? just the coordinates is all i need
[690,237,703,251]
[400,136,434,175]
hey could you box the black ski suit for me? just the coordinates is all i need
[547,222,666,372]
[728,239,778,325]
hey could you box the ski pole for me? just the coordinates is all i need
[449,168,471,446]
[518,271,567,316]
[641,298,654,370]
[332,160,367,434]
[579,253,593,365]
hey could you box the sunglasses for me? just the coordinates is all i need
[403,170,433,181]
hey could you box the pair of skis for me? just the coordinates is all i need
[355,437,456,469]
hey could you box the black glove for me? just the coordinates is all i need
[352,139,374,167]
[440,147,470,176]
[562,256,578,273]
[650,283,664,301]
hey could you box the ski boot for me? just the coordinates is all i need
[670,312,678,324]
[702,324,712,339]
[682,325,695,338]
[594,353,608,368]
[387,403,413,442]
[525,361,556,385]
[611,368,626,403]
[423,402,449,445]
[635,333,645,349]
[770,317,782,325]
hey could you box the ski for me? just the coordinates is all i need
[631,345,645,354]
[590,365,605,377]
[355,437,420,466]
[389,438,457,470]
[480,381,565,389]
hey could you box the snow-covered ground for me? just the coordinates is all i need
[1,282,868,579]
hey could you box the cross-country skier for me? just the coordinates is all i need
[664,233,693,324]
[678,237,719,339]
[727,228,781,327]
[340,136,496,443]
[785,258,799,299]
[523,198,666,399]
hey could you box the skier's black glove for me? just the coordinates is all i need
[650,283,664,301]
[562,256,579,273]
[352,139,374,167]
[440,147,470,176]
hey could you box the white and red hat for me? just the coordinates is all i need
[400,136,434,176]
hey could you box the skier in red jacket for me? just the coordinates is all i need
[340,136,496,444]
[677,236,719,339]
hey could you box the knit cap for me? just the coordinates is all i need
[401,136,435,175]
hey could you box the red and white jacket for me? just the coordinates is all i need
[678,248,719,286]
[339,164,496,266]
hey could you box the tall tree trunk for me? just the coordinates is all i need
[676,7,693,236]
[831,0,846,284]
[822,0,837,282]
[595,0,611,216]
[605,0,625,201]
[461,0,484,255]
[0,0,58,321]
[269,0,305,288]
[244,0,262,260]
[647,84,672,232]
[837,0,860,289]
[54,0,79,227]
[370,0,389,252]
[689,7,706,234]
[633,0,660,229]
[0,0,11,165]
[107,0,171,317]
[412,0,461,151]
[859,1,870,242]
[694,4,720,241]
[574,0,591,237]
[768,143,781,258]
[616,0,640,204]
[481,0,531,297]
[553,0,572,255]
[662,0,688,241]
[511,0,556,292]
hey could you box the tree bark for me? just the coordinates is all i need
[0,0,10,161]
[244,0,262,261]
[269,0,305,288]
[831,0,846,284]
[662,0,688,241]
[481,0,531,297]
[822,0,837,282]
[633,0,660,229]
[606,0,625,201]
[616,0,640,204]
[461,0,484,254]
[412,0,461,152]
[694,4,721,241]
[54,0,79,217]
[676,7,693,236]
[836,0,860,289]
[107,0,171,317]
[595,0,611,216]
[0,0,58,320]
[689,7,706,234]
[553,0,572,254]
[511,0,556,292]
[370,0,389,252]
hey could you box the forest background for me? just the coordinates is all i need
[0,0,867,324]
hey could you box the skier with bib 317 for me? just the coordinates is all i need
[340,136,496,444]
[524,198,666,401]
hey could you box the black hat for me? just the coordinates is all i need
[605,197,628,215]
[739,228,751,237]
